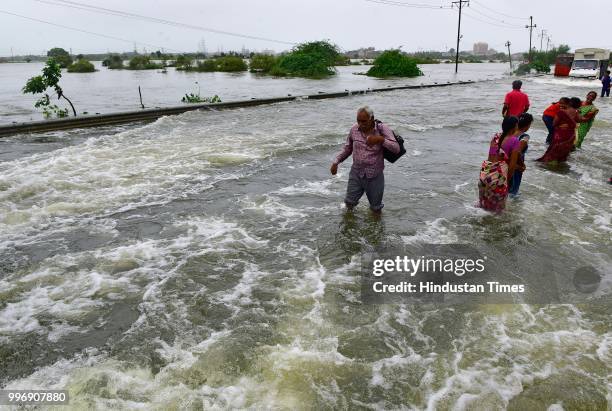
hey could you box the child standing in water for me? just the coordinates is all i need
[509,113,533,197]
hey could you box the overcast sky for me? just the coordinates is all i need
[1,0,611,56]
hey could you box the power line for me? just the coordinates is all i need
[470,0,527,20]
[33,0,296,46]
[461,10,524,30]
[0,9,186,53]
[466,4,524,28]
[365,0,452,9]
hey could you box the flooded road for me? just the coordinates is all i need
[0,66,611,409]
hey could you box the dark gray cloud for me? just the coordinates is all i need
[1,0,610,56]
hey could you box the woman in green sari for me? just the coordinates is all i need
[575,91,599,149]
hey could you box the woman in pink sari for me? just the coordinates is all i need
[537,97,581,163]
[478,116,521,212]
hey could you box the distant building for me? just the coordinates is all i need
[473,42,489,56]
[344,47,380,59]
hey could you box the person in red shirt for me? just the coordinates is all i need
[502,80,530,118]
[542,99,563,144]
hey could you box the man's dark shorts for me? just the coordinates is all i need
[344,167,385,211]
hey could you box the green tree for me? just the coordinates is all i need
[196,59,217,72]
[366,50,423,78]
[268,40,341,78]
[175,55,194,70]
[190,57,247,72]
[67,59,96,73]
[249,54,277,72]
[216,56,247,72]
[292,41,341,66]
[271,53,335,78]
[23,58,77,117]
[102,54,124,69]
[524,44,570,67]
[128,55,162,70]
[47,47,72,68]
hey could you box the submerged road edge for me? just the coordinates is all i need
[0,79,495,137]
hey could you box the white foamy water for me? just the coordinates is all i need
[1,69,611,409]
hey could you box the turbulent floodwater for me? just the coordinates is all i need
[0,70,611,410]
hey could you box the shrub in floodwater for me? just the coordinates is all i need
[268,40,341,78]
[190,57,247,72]
[102,54,124,69]
[462,55,483,63]
[514,63,532,75]
[47,47,72,68]
[523,44,571,67]
[366,50,423,78]
[181,93,222,103]
[530,59,551,73]
[412,57,439,64]
[249,54,277,73]
[195,59,217,72]
[67,59,96,73]
[127,55,163,70]
[175,55,194,70]
[216,56,248,72]
[22,58,77,117]
[334,55,351,66]
[514,59,550,75]
[271,53,335,78]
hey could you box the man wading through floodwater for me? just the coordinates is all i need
[331,106,400,215]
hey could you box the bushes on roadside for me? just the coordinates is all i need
[514,59,551,75]
[181,93,221,103]
[530,60,551,73]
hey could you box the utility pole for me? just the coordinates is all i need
[546,36,550,53]
[539,29,547,52]
[452,0,469,74]
[505,41,512,72]
[525,16,536,62]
